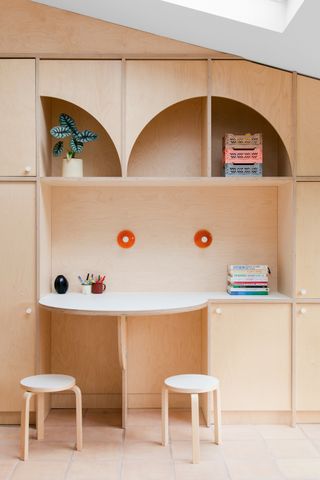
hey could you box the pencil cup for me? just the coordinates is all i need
[82,284,91,295]
[92,283,106,294]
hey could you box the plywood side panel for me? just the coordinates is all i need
[211,61,293,165]
[278,182,293,297]
[128,98,202,177]
[297,75,320,176]
[127,312,201,400]
[296,182,320,298]
[39,183,52,297]
[0,183,36,411]
[39,60,122,163]
[51,186,278,292]
[126,60,208,163]
[0,0,227,56]
[296,304,320,410]
[51,313,121,397]
[211,304,291,411]
[0,59,36,176]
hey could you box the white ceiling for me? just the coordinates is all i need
[32,0,318,78]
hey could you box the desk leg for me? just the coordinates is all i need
[117,315,127,429]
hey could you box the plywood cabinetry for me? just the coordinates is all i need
[296,182,320,298]
[0,60,36,176]
[296,304,320,410]
[210,303,291,411]
[297,75,320,176]
[0,183,36,411]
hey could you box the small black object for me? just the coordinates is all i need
[54,275,69,294]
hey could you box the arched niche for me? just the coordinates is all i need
[212,97,292,177]
[128,97,207,177]
[40,97,122,177]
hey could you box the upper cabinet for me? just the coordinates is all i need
[39,60,122,176]
[211,61,293,176]
[0,59,36,176]
[297,75,320,176]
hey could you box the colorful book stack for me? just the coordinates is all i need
[223,133,263,177]
[227,265,269,295]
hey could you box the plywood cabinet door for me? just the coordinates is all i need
[210,303,291,411]
[296,182,320,298]
[296,304,320,410]
[0,183,36,411]
[297,75,320,176]
[0,60,36,176]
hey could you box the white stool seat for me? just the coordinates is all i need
[21,374,75,393]
[165,374,219,394]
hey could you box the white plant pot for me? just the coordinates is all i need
[62,158,83,177]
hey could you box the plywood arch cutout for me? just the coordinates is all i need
[128,97,207,177]
[212,96,292,177]
[39,60,122,164]
[41,96,122,177]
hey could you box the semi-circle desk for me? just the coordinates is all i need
[39,292,210,428]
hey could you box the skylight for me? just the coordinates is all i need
[161,0,305,32]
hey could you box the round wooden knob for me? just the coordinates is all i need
[299,307,307,315]
[24,166,32,173]
[299,289,307,296]
[25,308,32,315]
[215,307,222,315]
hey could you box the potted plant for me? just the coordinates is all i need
[50,113,98,177]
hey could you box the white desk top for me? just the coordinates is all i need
[39,291,292,316]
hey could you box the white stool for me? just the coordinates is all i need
[161,374,221,464]
[20,374,82,460]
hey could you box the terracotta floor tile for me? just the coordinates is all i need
[124,440,171,461]
[276,458,320,479]
[169,424,214,442]
[171,440,222,463]
[73,441,122,461]
[66,460,120,480]
[125,426,162,443]
[0,443,20,461]
[10,460,68,480]
[300,424,320,440]
[46,409,85,426]
[127,409,161,427]
[220,425,262,441]
[221,439,271,460]
[266,438,320,459]
[122,461,174,480]
[83,410,122,427]
[226,458,283,480]
[256,425,305,440]
[0,427,20,443]
[174,459,230,480]
[0,459,19,480]
[27,440,75,461]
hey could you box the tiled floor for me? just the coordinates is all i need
[2,409,320,479]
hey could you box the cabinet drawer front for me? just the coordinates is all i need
[210,303,291,411]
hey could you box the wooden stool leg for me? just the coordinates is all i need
[36,393,45,440]
[191,393,200,464]
[20,391,33,461]
[207,391,213,427]
[213,387,221,445]
[71,385,83,451]
[161,386,169,446]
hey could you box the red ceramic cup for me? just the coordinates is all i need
[91,283,106,294]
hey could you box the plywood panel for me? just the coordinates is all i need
[126,60,208,166]
[296,182,320,298]
[51,313,121,398]
[296,304,320,410]
[278,182,294,297]
[0,60,36,176]
[51,186,278,292]
[39,60,122,163]
[211,97,291,177]
[0,183,36,411]
[0,0,227,57]
[211,61,293,165]
[297,75,320,176]
[211,304,291,410]
[128,98,203,177]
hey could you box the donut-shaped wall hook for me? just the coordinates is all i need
[117,230,135,249]
[194,230,213,248]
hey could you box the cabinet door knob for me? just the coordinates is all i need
[24,166,32,174]
[299,307,307,315]
[215,307,222,315]
[299,289,307,296]
[25,308,32,315]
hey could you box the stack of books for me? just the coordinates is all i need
[223,133,263,177]
[227,265,269,295]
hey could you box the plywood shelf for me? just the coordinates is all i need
[40,176,292,188]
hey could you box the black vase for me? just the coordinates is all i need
[54,275,69,294]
